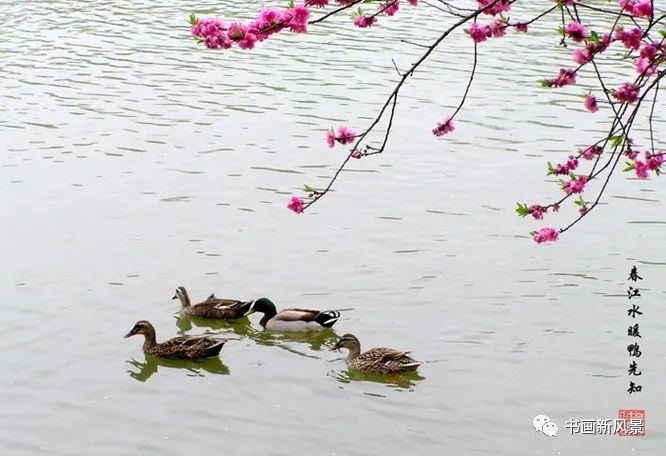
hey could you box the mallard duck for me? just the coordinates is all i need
[332,333,421,374]
[243,297,340,331]
[124,320,227,360]
[173,286,250,320]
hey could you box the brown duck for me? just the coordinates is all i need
[124,320,228,360]
[332,333,421,374]
[173,286,250,320]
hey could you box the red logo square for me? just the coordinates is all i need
[617,409,646,436]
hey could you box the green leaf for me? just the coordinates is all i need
[515,202,530,217]
[547,161,555,175]
[539,79,552,88]
[303,184,315,193]
[659,29,666,38]
[288,0,295,8]
[588,30,600,42]
[574,195,586,206]
[623,162,635,172]
[610,134,624,149]
[188,12,198,25]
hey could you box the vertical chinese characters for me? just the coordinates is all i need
[626,266,643,394]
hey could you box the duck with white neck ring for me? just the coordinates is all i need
[243,298,340,331]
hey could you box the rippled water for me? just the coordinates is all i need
[1,1,665,455]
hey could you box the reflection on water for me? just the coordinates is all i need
[126,354,230,382]
[328,367,425,390]
[175,314,252,333]
[1,0,665,455]
[176,314,340,357]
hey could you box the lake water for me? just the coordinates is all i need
[1,1,665,455]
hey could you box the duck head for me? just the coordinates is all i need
[124,320,155,338]
[172,286,190,307]
[332,333,361,352]
[242,297,277,317]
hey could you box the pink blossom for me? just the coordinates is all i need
[554,155,579,175]
[546,68,577,88]
[633,0,653,18]
[619,0,653,17]
[227,22,247,41]
[619,0,635,14]
[584,94,599,113]
[407,0,418,5]
[287,196,305,213]
[636,57,657,77]
[432,117,455,136]
[555,0,577,5]
[468,22,489,43]
[513,23,528,33]
[258,7,283,23]
[565,22,589,42]
[351,150,362,159]
[477,0,512,15]
[578,206,588,215]
[354,15,377,28]
[239,32,258,50]
[581,145,602,160]
[640,43,658,60]
[586,33,612,55]
[562,175,588,195]
[528,205,547,220]
[533,227,560,243]
[192,17,225,38]
[326,129,336,148]
[336,126,356,144]
[573,48,592,65]
[488,20,507,38]
[615,27,642,50]
[646,152,664,170]
[552,203,560,212]
[310,0,329,6]
[625,148,639,160]
[382,0,399,16]
[634,160,649,178]
[613,83,639,103]
[192,17,233,49]
[287,4,310,33]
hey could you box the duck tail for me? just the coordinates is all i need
[315,310,340,328]
[204,339,227,357]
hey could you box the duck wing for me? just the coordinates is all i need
[275,308,320,321]
[360,347,420,372]
[155,335,227,359]
[276,308,340,327]
[187,298,248,319]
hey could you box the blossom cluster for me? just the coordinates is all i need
[191,0,422,51]
[190,5,310,51]
[189,1,665,240]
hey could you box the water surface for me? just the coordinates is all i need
[1,1,665,455]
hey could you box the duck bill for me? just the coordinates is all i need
[124,329,136,338]
[331,342,341,351]
[172,294,178,300]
